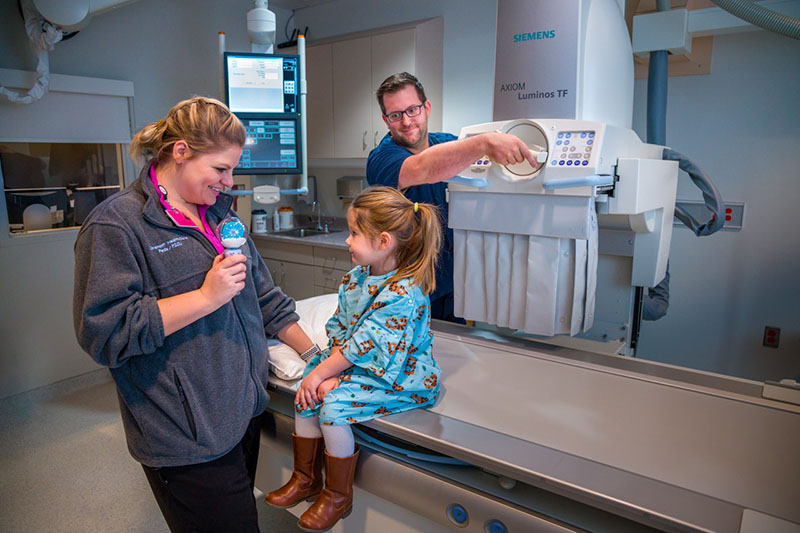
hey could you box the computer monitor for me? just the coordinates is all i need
[224,52,303,174]
[224,52,300,116]
[236,117,302,175]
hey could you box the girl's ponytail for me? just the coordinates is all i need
[393,202,441,294]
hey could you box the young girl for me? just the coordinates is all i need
[266,186,444,531]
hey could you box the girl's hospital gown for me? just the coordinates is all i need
[296,266,442,425]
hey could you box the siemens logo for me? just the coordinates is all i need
[513,30,556,43]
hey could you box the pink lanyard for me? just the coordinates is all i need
[149,165,225,254]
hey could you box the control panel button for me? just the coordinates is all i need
[485,519,508,533]
[447,503,469,526]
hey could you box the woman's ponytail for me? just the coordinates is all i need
[129,119,168,162]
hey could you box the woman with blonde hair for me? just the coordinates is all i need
[74,96,317,531]
[266,186,443,532]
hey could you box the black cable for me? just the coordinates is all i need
[284,12,295,41]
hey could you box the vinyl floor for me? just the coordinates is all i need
[0,369,302,532]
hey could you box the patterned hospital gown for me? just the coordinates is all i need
[296,265,441,425]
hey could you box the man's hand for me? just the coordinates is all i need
[482,132,537,167]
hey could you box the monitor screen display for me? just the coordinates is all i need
[225,53,300,115]
[236,118,301,174]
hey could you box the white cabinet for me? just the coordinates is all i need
[313,247,352,295]
[256,238,351,300]
[332,36,373,158]
[305,19,443,160]
[306,44,334,159]
[369,28,417,150]
[263,257,317,301]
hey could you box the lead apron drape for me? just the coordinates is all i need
[449,191,598,336]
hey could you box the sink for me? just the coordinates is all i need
[275,227,332,238]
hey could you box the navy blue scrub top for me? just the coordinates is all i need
[366,132,458,298]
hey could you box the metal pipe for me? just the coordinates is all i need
[297,33,309,197]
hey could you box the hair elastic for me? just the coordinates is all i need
[413,202,419,213]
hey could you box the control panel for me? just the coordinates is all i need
[550,130,595,167]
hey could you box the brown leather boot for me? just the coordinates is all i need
[265,433,325,508]
[297,445,360,532]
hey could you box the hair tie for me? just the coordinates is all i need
[156,119,165,129]
[413,202,419,213]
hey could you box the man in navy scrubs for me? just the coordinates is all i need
[367,72,536,322]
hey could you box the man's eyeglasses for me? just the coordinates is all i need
[384,103,426,123]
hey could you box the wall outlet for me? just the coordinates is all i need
[763,326,780,348]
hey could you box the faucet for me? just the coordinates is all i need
[312,201,324,231]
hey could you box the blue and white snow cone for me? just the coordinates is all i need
[216,217,248,257]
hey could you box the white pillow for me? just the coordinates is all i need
[268,293,339,381]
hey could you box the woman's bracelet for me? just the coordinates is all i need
[299,343,321,361]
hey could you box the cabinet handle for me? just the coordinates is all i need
[362,131,367,151]
[374,131,378,147]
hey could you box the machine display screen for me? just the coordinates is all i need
[224,52,299,115]
[235,118,301,174]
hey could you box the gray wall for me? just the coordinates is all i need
[633,30,800,381]
[0,0,293,398]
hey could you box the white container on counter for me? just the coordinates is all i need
[278,206,294,230]
[252,209,267,233]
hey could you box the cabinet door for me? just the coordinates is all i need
[264,258,315,300]
[306,44,334,159]
[314,266,349,295]
[370,29,417,149]
[281,261,317,300]
[264,258,284,287]
[332,37,373,158]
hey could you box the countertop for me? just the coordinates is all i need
[251,229,349,251]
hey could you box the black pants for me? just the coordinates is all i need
[142,416,262,533]
[430,291,466,325]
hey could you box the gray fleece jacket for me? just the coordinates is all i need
[73,163,298,467]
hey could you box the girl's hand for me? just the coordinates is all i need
[317,377,340,400]
[295,372,323,410]
[199,254,247,308]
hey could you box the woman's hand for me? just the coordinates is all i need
[295,372,323,410]
[199,254,247,308]
[317,377,340,400]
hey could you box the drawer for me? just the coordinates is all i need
[256,239,315,265]
[314,266,349,293]
[313,247,352,272]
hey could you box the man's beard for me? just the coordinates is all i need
[391,123,428,152]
